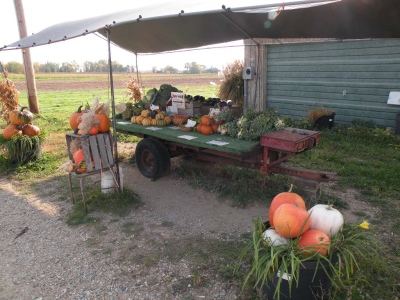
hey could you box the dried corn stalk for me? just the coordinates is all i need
[0,63,19,122]
[126,74,143,102]
[78,110,100,135]
[69,138,81,155]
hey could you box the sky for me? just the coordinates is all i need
[0,0,246,71]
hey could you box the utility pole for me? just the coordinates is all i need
[14,0,39,114]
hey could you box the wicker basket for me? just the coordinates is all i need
[178,125,194,132]
[172,117,188,126]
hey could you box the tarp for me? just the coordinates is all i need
[3,0,400,54]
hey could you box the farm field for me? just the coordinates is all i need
[0,73,400,299]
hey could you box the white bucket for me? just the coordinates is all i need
[101,166,124,194]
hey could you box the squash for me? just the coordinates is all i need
[211,123,219,133]
[2,124,22,140]
[308,204,344,237]
[298,229,330,257]
[262,228,290,246]
[142,118,152,126]
[131,116,137,124]
[157,119,167,126]
[69,105,84,130]
[155,113,165,120]
[21,124,40,137]
[73,149,86,165]
[136,115,144,125]
[96,113,111,132]
[151,119,158,126]
[268,184,306,227]
[141,110,150,117]
[273,203,310,238]
[164,116,172,125]
[9,107,34,126]
[196,123,203,133]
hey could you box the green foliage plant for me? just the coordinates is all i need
[238,219,380,300]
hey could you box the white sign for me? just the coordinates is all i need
[387,91,400,105]
[171,92,185,109]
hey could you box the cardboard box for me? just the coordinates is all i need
[177,107,202,116]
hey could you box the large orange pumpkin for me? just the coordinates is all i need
[2,124,22,140]
[22,124,40,137]
[298,229,330,257]
[9,107,34,126]
[200,124,213,135]
[96,113,111,133]
[268,184,306,226]
[196,123,204,133]
[201,115,213,126]
[69,105,84,130]
[273,203,310,238]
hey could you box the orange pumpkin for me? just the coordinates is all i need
[298,229,330,257]
[268,184,306,226]
[273,203,310,238]
[73,149,86,165]
[2,124,22,140]
[69,105,84,130]
[22,124,40,137]
[201,115,213,126]
[200,124,213,135]
[196,123,204,133]
[88,126,99,135]
[211,123,219,133]
[9,107,34,126]
[96,113,111,132]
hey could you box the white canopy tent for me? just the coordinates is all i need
[2,0,399,186]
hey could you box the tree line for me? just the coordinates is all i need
[3,60,219,74]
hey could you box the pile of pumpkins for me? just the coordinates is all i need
[69,105,111,135]
[131,109,172,126]
[264,185,344,257]
[2,107,40,140]
[195,115,223,135]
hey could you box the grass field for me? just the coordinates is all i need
[1,73,400,299]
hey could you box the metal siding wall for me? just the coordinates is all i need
[266,39,400,128]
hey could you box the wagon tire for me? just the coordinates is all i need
[148,138,171,176]
[135,138,168,179]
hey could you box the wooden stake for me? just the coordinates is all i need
[13,0,39,114]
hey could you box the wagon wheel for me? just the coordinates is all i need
[148,137,171,176]
[135,138,168,179]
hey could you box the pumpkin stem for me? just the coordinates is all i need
[327,204,334,210]
[288,183,294,193]
[77,105,83,113]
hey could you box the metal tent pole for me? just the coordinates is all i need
[105,27,121,192]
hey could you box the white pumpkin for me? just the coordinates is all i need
[262,228,290,246]
[308,204,344,237]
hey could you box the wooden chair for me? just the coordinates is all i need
[66,132,120,212]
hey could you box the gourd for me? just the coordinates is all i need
[200,124,213,135]
[9,107,34,126]
[141,110,150,117]
[164,116,172,125]
[151,119,158,126]
[273,203,310,238]
[96,113,110,132]
[136,116,144,124]
[155,113,165,120]
[262,228,290,246]
[269,184,306,227]
[142,118,152,126]
[157,119,167,126]
[308,204,344,237]
[298,229,330,257]
[131,116,137,124]
[2,124,22,140]
[69,105,83,130]
[21,124,41,137]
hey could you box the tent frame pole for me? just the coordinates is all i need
[106,27,121,192]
